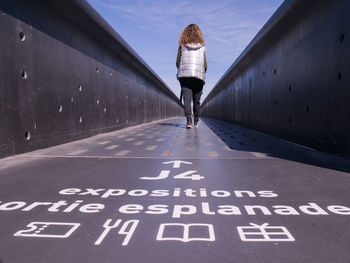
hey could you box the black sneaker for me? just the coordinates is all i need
[194,120,200,127]
[186,123,192,129]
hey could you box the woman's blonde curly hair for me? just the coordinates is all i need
[179,24,204,46]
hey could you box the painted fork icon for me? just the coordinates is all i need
[95,219,139,246]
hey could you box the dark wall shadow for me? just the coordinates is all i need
[202,118,350,173]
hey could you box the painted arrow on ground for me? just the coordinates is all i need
[162,160,193,168]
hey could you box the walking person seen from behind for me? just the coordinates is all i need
[176,24,207,129]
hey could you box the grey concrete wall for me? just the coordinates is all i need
[0,0,183,158]
[201,0,350,155]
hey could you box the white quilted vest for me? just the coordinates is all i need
[177,43,206,83]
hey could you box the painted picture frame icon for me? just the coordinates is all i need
[237,223,295,242]
[14,222,81,239]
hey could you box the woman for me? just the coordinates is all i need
[176,24,207,129]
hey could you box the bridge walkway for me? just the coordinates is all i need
[0,117,349,262]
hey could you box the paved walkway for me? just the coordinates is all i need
[0,117,349,262]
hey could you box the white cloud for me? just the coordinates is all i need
[103,0,279,65]
[89,0,283,96]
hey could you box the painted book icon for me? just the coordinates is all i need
[14,222,80,239]
[157,223,215,242]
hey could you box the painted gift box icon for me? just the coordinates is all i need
[14,222,80,239]
[157,223,215,242]
[237,223,295,242]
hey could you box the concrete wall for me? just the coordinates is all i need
[0,0,183,158]
[202,0,350,155]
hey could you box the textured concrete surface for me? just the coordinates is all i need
[0,0,182,158]
[0,117,349,262]
[202,0,350,155]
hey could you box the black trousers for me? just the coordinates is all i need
[180,77,204,124]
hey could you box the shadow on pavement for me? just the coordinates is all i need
[202,118,350,173]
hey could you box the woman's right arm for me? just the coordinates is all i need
[176,46,181,68]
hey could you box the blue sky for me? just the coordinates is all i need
[87,0,284,100]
